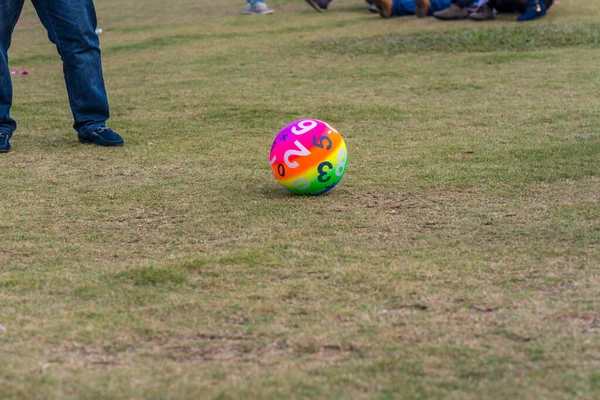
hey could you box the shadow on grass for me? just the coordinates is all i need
[257,184,342,200]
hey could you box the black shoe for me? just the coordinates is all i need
[517,0,547,21]
[305,0,330,12]
[78,126,124,147]
[0,132,10,153]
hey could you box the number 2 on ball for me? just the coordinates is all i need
[284,140,311,168]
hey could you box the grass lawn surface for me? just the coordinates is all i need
[1,0,599,398]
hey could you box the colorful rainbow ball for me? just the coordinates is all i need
[270,119,348,195]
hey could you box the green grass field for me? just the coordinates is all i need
[1,0,599,398]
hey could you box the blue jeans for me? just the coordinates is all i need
[0,0,109,138]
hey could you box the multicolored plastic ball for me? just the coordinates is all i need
[270,119,348,195]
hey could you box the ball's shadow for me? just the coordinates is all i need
[257,185,336,200]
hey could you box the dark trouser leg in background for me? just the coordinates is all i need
[305,0,331,12]
[517,0,551,20]
[451,0,472,7]
[488,0,552,13]
[487,0,526,13]
[0,0,26,138]
[487,0,551,20]
[31,0,110,136]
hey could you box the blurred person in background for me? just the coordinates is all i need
[434,0,553,21]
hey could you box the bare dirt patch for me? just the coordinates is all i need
[46,333,366,370]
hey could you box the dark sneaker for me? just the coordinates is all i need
[469,4,495,20]
[373,0,392,18]
[368,2,379,13]
[0,132,10,153]
[78,126,124,147]
[415,0,431,18]
[517,0,547,21]
[433,4,469,20]
[305,0,330,12]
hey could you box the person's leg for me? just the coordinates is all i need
[366,0,379,13]
[305,0,332,12]
[372,0,415,18]
[488,0,549,20]
[0,0,26,141]
[372,0,388,17]
[517,0,548,21]
[479,0,549,21]
[451,0,473,6]
[414,0,431,17]
[542,0,553,9]
[492,0,526,13]
[30,0,110,137]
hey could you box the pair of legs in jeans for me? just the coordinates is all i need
[0,0,123,153]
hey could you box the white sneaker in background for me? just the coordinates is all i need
[241,2,274,14]
[253,2,274,14]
